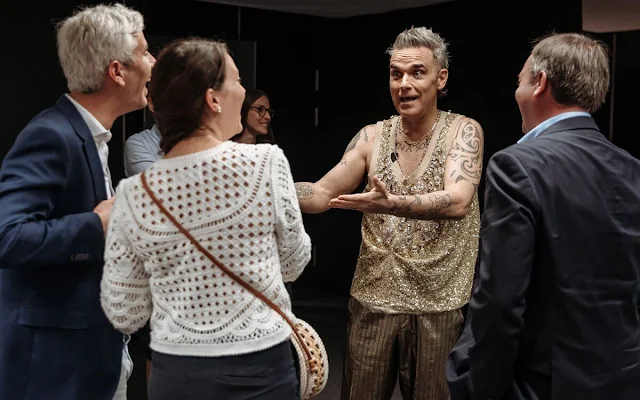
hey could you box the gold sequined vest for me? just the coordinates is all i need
[350,113,480,313]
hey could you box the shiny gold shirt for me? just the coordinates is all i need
[351,113,480,313]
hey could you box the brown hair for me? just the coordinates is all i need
[231,88,276,144]
[149,38,228,153]
[530,33,610,112]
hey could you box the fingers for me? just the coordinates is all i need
[371,175,387,192]
[335,193,366,201]
[328,199,356,209]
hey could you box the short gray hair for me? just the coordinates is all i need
[529,33,610,113]
[387,26,449,70]
[56,4,144,93]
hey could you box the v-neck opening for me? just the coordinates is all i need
[391,113,446,186]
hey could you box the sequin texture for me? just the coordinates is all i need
[351,113,480,313]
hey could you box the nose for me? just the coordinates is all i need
[150,53,157,66]
[400,73,411,89]
[263,112,271,122]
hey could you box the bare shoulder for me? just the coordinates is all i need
[342,123,378,157]
[455,116,484,141]
[445,115,484,153]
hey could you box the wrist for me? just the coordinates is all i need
[387,194,400,215]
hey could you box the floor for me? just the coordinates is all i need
[127,295,403,399]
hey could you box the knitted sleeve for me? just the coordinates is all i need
[270,147,311,282]
[100,184,152,335]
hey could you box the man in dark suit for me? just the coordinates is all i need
[0,4,155,400]
[446,32,640,400]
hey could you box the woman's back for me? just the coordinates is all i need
[101,141,311,358]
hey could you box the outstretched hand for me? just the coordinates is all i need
[328,175,395,214]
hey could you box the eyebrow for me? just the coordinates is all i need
[389,63,426,70]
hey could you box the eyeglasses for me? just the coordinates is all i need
[251,105,275,118]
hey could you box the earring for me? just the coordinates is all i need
[217,105,222,113]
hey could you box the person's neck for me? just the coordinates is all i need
[68,91,122,130]
[235,129,257,144]
[400,107,440,141]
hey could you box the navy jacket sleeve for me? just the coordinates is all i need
[0,125,104,268]
[468,150,539,399]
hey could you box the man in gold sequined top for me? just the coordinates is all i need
[295,27,484,400]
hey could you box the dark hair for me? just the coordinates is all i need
[232,88,276,144]
[149,38,228,154]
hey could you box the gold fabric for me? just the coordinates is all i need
[351,113,480,314]
[341,298,463,400]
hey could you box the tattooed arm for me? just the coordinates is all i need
[329,118,484,220]
[295,125,375,214]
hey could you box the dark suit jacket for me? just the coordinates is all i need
[447,116,640,400]
[0,96,124,399]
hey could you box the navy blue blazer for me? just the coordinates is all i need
[0,95,124,399]
[447,116,640,400]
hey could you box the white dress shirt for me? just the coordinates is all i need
[65,94,114,198]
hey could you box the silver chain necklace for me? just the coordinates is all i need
[394,111,441,159]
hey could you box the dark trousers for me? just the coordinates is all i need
[148,341,299,400]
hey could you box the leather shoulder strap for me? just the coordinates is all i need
[139,171,313,362]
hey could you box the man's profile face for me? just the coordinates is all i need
[515,56,537,133]
[389,46,447,119]
[120,33,156,114]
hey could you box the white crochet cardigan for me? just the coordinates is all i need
[100,141,311,357]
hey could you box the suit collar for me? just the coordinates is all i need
[54,95,95,144]
[54,95,108,202]
[538,116,600,138]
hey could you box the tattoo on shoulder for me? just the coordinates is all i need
[448,120,483,188]
[295,183,315,200]
[340,157,347,166]
[343,127,370,155]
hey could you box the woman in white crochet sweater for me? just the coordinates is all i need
[100,38,311,400]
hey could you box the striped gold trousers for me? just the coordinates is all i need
[341,298,463,400]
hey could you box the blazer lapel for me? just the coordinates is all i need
[54,95,107,203]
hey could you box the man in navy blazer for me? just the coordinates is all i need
[0,4,155,399]
[446,33,640,399]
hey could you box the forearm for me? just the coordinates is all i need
[280,232,311,282]
[0,212,105,268]
[100,284,152,335]
[388,190,469,220]
[295,182,332,214]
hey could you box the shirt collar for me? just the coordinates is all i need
[65,94,111,143]
[518,111,591,144]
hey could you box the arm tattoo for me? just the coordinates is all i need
[426,193,452,214]
[391,195,422,214]
[295,183,315,200]
[448,120,483,188]
[343,127,369,155]
[390,193,452,218]
[340,157,347,165]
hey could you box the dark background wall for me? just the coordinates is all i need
[1,0,637,302]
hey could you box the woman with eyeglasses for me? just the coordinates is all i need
[232,88,276,144]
